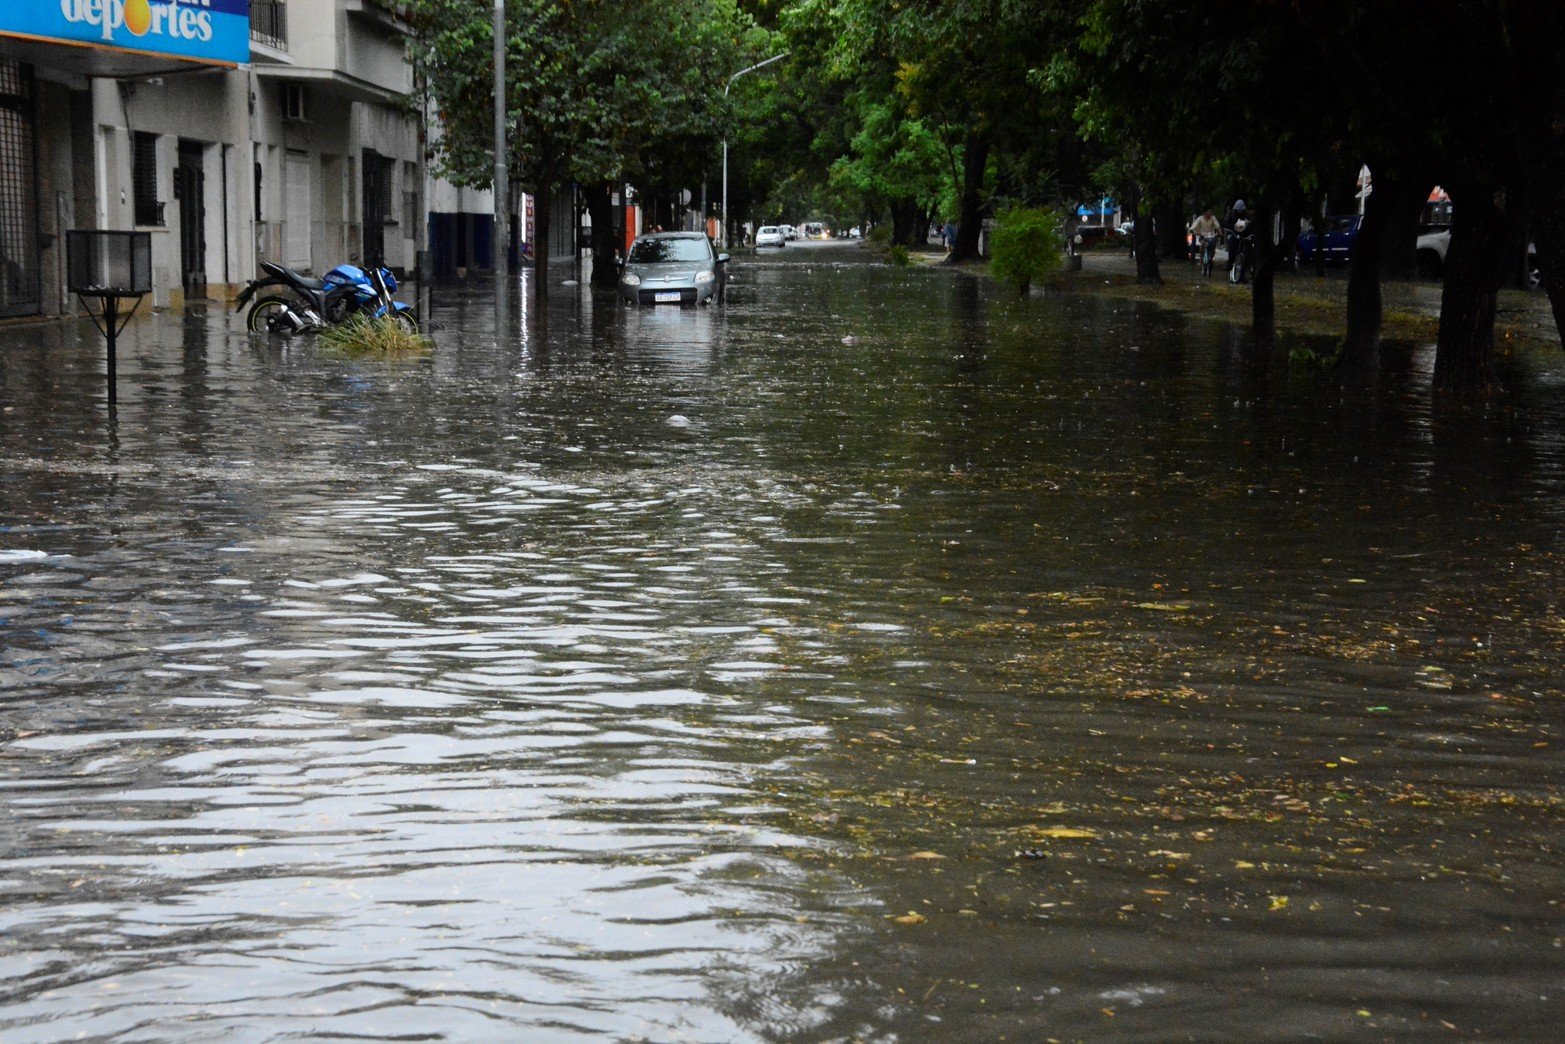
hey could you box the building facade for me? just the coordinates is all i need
[0,0,422,318]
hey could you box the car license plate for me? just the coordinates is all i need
[654,292,681,303]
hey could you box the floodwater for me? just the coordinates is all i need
[2,244,1563,1041]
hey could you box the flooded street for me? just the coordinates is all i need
[3,243,1564,1040]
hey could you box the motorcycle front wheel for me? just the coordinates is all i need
[391,309,420,334]
[247,296,299,334]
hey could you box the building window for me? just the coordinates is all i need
[132,132,163,226]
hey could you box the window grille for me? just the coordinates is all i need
[133,132,163,227]
[0,58,40,317]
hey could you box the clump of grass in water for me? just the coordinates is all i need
[886,244,910,267]
[318,313,431,355]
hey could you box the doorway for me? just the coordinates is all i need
[361,148,392,264]
[175,139,206,298]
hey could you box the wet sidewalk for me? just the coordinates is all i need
[1068,245,1561,344]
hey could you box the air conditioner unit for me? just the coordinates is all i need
[282,83,307,122]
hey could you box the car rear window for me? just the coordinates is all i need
[759,227,778,234]
[629,238,712,263]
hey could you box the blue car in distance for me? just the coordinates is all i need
[1297,214,1362,264]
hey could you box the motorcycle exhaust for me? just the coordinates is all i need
[272,303,314,334]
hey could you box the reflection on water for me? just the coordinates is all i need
[2,250,1564,1039]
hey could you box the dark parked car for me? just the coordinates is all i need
[1296,214,1362,264]
[1069,224,1125,249]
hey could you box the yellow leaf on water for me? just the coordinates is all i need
[892,912,927,925]
[1269,895,1289,911]
[1235,860,1256,869]
[1134,602,1192,612]
[906,851,947,860]
[1036,826,1097,839]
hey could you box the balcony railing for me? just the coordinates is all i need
[250,0,288,51]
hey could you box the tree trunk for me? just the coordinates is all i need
[533,185,552,313]
[948,132,990,263]
[1128,189,1161,285]
[585,182,618,289]
[1156,197,1188,259]
[1342,176,1392,365]
[890,200,918,247]
[1500,1,1564,342]
[1434,183,1507,392]
[1532,187,1565,345]
[1313,196,1327,278]
[1253,200,1301,341]
[1379,175,1429,281]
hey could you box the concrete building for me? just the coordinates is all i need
[0,0,422,318]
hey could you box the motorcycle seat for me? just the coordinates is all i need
[261,261,326,291]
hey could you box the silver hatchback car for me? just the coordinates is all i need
[619,232,729,305]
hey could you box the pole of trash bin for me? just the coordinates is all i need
[104,295,118,405]
[417,250,432,324]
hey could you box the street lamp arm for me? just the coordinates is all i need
[726,52,789,96]
[722,52,787,250]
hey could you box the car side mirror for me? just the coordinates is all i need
[717,254,729,264]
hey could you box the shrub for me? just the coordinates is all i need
[318,313,432,355]
[867,225,892,247]
[989,207,1065,294]
[887,244,910,267]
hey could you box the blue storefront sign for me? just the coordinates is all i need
[0,0,251,67]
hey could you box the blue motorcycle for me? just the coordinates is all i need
[238,260,418,335]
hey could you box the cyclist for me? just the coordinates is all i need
[1188,210,1223,276]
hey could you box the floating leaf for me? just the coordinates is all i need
[1036,826,1097,839]
[892,911,927,925]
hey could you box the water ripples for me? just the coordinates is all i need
[4,253,1565,1038]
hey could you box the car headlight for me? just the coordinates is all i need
[622,273,641,287]
[694,270,715,285]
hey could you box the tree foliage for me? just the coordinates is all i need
[989,207,1065,294]
[406,0,1565,386]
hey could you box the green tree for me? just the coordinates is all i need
[989,206,1065,294]
[410,0,749,299]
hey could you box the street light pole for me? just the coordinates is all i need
[722,52,787,250]
[494,0,507,271]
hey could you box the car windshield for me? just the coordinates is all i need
[629,238,710,264]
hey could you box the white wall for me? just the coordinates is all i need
[90,70,253,306]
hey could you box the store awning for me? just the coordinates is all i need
[1,1,251,78]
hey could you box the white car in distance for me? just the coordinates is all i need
[756,226,786,248]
